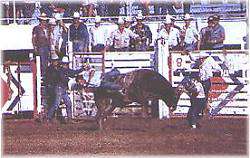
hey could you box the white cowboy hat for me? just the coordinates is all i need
[136,12,144,20]
[61,56,70,63]
[117,17,124,25]
[164,17,172,24]
[124,16,132,22]
[73,12,80,19]
[183,13,193,21]
[49,18,56,25]
[95,16,101,23]
[51,54,59,60]
[38,12,48,21]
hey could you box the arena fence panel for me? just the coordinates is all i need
[171,50,248,116]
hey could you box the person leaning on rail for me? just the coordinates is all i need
[130,13,153,51]
[89,16,108,52]
[180,14,200,52]
[199,16,214,50]
[69,12,89,52]
[106,17,139,52]
[207,15,225,50]
[32,13,50,81]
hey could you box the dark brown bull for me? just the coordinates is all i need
[94,69,181,129]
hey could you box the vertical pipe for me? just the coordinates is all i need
[13,0,16,24]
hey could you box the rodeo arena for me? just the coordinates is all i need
[0,0,249,157]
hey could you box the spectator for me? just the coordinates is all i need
[53,13,68,59]
[130,13,152,51]
[157,17,181,51]
[30,2,41,25]
[48,18,57,57]
[180,14,200,52]
[200,16,214,50]
[107,17,139,52]
[89,16,108,52]
[168,14,181,30]
[47,56,85,123]
[69,12,89,52]
[124,16,133,29]
[208,15,225,50]
[32,13,50,79]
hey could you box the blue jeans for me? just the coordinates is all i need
[201,79,211,104]
[187,97,206,126]
[38,47,50,77]
[73,40,86,52]
[47,86,72,120]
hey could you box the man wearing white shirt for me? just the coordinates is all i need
[188,51,221,111]
[89,16,108,52]
[107,18,139,52]
[157,17,181,51]
[180,14,200,52]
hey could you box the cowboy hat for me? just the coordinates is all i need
[183,13,193,21]
[164,17,172,24]
[124,16,132,22]
[73,12,80,19]
[38,13,48,21]
[117,17,124,25]
[61,56,70,64]
[51,53,59,61]
[49,18,56,25]
[136,12,144,20]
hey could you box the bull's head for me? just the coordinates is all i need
[169,84,185,112]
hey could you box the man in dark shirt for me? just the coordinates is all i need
[208,15,225,50]
[130,13,152,51]
[47,56,85,123]
[32,13,50,79]
[69,12,89,52]
[199,16,214,50]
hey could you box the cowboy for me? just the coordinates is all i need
[157,16,181,51]
[180,14,200,52]
[69,12,89,52]
[53,13,68,59]
[107,17,139,52]
[32,12,50,79]
[44,54,60,115]
[187,51,221,114]
[200,16,214,50]
[47,56,85,123]
[89,16,108,52]
[130,13,152,51]
[208,15,225,50]
[184,72,206,129]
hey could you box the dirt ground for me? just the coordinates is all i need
[2,116,248,156]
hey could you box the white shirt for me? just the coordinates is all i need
[199,56,221,81]
[89,25,108,46]
[183,25,200,44]
[189,54,221,81]
[157,27,180,47]
[193,80,205,98]
[108,28,138,49]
